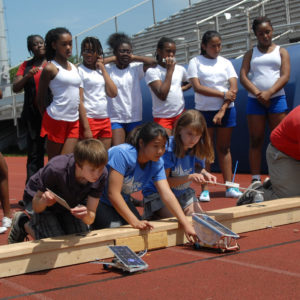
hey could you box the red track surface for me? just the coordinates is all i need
[0,156,300,300]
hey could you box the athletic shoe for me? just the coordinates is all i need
[7,212,28,244]
[251,178,261,184]
[2,216,12,228]
[225,187,242,198]
[199,190,210,202]
[263,177,272,190]
[0,226,7,234]
[236,181,263,206]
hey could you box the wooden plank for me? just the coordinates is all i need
[0,197,299,278]
[115,231,168,252]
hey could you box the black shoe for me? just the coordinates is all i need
[8,212,28,244]
[236,181,263,206]
[263,177,272,190]
[18,200,25,207]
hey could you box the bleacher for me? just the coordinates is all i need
[130,0,300,63]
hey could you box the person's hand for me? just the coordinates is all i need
[95,56,104,71]
[182,222,199,243]
[71,205,88,219]
[42,191,56,207]
[188,173,206,184]
[224,90,236,102]
[27,66,41,78]
[164,56,176,71]
[202,171,217,183]
[213,110,225,125]
[132,219,154,231]
[257,90,272,107]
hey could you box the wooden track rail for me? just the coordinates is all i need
[0,197,299,278]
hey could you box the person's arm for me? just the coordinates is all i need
[103,56,116,65]
[165,168,206,187]
[240,49,261,97]
[32,190,56,213]
[154,179,198,242]
[148,59,175,101]
[0,89,2,99]
[96,57,118,98]
[70,196,99,225]
[131,54,157,72]
[108,168,153,230]
[37,62,57,115]
[182,82,192,92]
[13,65,40,93]
[258,47,290,102]
[78,87,93,139]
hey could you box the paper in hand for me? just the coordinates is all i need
[46,188,71,210]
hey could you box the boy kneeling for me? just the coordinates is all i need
[8,139,107,243]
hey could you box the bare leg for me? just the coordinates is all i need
[268,112,286,131]
[99,137,112,150]
[247,115,266,176]
[112,128,126,146]
[201,128,215,192]
[61,138,78,155]
[46,139,63,161]
[0,153,10,217]
[215,127,233,186]
[153,206,173,219]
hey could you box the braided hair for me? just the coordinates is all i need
[80,36,103,56]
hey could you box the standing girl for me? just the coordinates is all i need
[145,37,190,136]
[92,122,198,243]
[13,35,47,182]
[78,37,117,150]
[240,16,290,184]
[106,32,156,146]
[143,110,216,219]
[37,27,81,160]
[188,30,242,201]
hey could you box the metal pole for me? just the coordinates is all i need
[285,0,290,24]
[152,0,156,25]
[75,36,79,63]
[189,0,192,7]
[246,10,251,50]
[115,16,118,32]
[215,16,219,31]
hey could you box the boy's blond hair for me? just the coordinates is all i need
[74,139,108,167]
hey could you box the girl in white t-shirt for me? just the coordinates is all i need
[105,33,156,146]
[145,37,191,136]
[38,27,81,160]
[240,16,290,184]
[188,30,242,201]
[78,37,117,150]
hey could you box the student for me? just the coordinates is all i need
[237,105,300,205]
[0,153,11,234]
[92,122,198,242]
[145,37,191,136]
[37,27,81,160]
[187,30,242,201]
[78,37,117,150]
[240,16,290,184]
[8,139,107,243]
[13,35,47,182]
[105,32,156,146]
[143,110,217,220]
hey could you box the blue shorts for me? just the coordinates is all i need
[200,107,236,128]
[247,95,288,115]
[111,121,142,132]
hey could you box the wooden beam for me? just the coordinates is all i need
[0,197,299,278]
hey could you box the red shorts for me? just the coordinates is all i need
[80,118,112,139]
[40,111,79,144]
[154,113,183,130]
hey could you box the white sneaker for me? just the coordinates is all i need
[226,187,243,198]
[0,226,7,234]
[2,216,12,228]
[199,190,210,202]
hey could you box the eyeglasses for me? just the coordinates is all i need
[118,49,132,54]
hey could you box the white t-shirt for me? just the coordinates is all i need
[145,64,187,118]
[187,55,238,111]
[78,64,109,119]
[106,62,144,123]
[248,45,285,98]
[47,60,81,122]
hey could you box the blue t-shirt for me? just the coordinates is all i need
[143,136,205,198]
[101,143,166,205]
